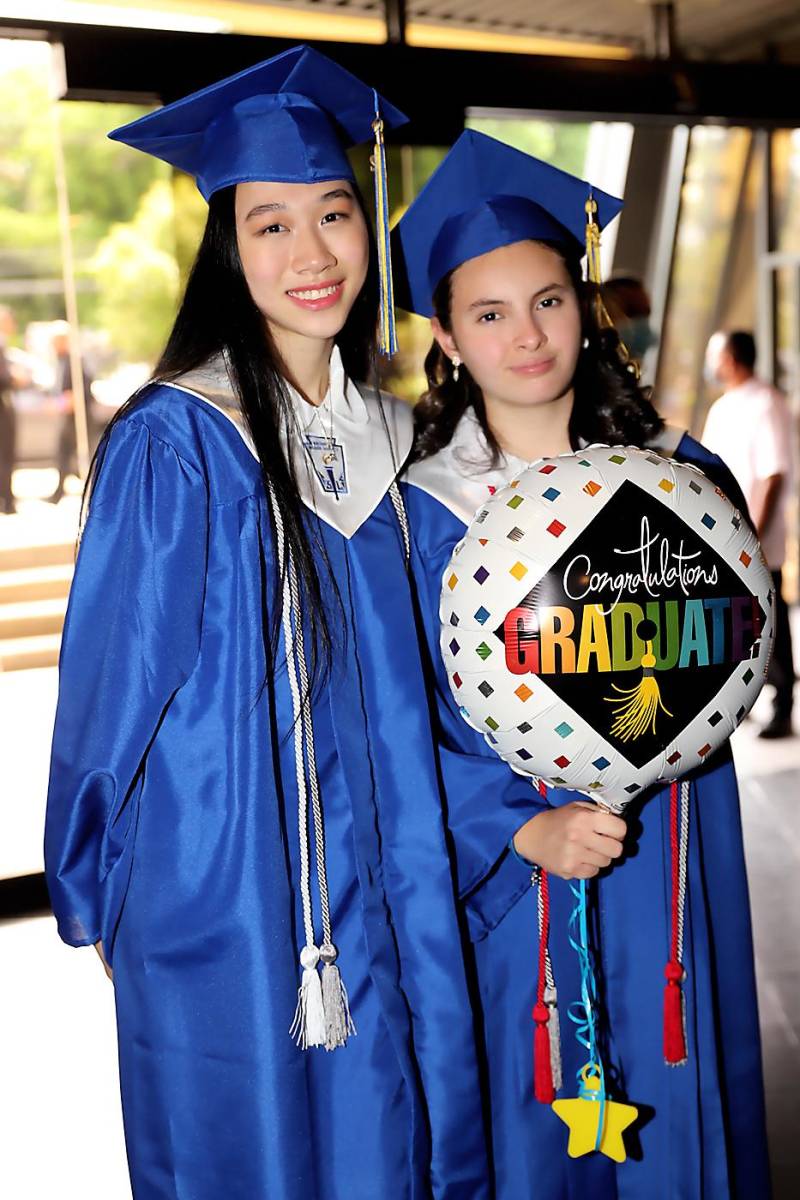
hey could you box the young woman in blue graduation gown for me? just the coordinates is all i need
[397,131,771,1199]
[44,50,495,1200]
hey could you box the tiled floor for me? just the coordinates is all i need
[738,762,800,1200]
[1,673,798,1197]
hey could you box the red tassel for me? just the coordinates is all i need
[532,790,556,1104]
[663,960,687,1065]
[663,780,688,1064]
[533,1000,555,1103]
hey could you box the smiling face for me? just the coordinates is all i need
[235,179,370,350]
[433,240,583,421]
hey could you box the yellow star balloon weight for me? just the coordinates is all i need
[552,1067,638,1163]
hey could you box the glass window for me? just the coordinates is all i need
[774,128,800,255]
[656,126,752,432]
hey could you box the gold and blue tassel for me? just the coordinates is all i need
[372,89,398,357]
[585,191,639,378]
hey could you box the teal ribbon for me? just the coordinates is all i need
[567,878,607,1151]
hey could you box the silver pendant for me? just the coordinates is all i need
[303,433,348,499]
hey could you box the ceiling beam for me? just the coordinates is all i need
[3,19,800,133]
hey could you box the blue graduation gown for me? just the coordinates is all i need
[44,378,492,1200]
[404,416,771,1200]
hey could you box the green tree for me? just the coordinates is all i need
[466,117,589,177]
[0,55,170,333]
[90,180,180,362]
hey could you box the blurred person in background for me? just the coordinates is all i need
[0,304,19,513]
[602,274,658,371]
[47,321,96,504]
[704,330,795,738]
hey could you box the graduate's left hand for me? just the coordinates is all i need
[94,940,114,982]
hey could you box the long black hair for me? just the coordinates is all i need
[412,239,663,464]
[90,184,380,677]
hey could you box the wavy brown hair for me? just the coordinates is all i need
[412,240,663,464]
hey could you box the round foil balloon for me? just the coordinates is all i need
[440,446,774,809]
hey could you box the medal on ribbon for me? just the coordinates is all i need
[303,433,348,499]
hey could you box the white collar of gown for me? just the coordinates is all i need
[404,407,529,527]
[163,345,412,539]
[404,406,686,527]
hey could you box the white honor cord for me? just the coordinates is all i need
[677,779,690,964]
[287,557,333,950]
[268,482,354,1050]
[388,480,410,567]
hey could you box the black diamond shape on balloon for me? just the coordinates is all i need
[493,478,767,770]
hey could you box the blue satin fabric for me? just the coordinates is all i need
[403,433,770,1199]
[44,386,491,1200]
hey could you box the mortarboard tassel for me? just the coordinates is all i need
[585,193,641,380]
[584,196,605,292]
[372,90,398,358]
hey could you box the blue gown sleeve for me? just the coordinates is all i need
[403,484,547,940]
[44,417,208,956]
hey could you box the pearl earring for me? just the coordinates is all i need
[452,356,461,382]
[582,336,590,349]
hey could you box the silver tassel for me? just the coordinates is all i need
[544,981,562,1093]
[321,944,356,1051]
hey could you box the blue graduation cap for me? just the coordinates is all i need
[110,44,407,356]
[393,129,624,318]
[109,44,407,200]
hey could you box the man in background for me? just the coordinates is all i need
[704,330,795,738]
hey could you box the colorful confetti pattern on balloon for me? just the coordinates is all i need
[440,446,774,807]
